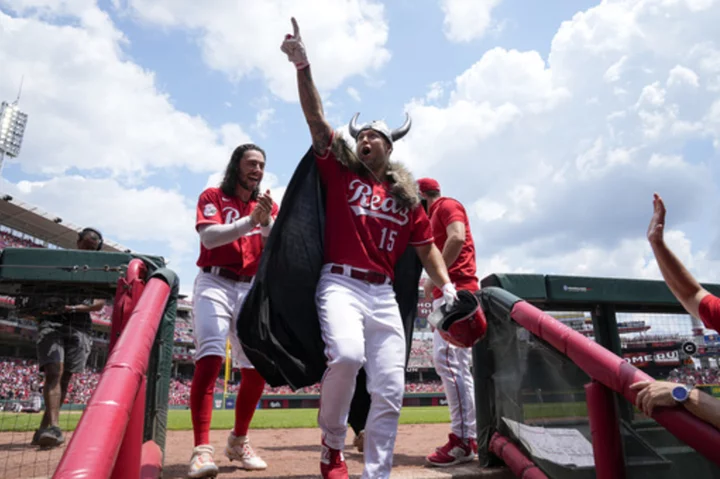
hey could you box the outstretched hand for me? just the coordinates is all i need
[280,17,309,69]
[647,193,666,246]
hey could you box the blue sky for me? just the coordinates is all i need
[1,0,720,297]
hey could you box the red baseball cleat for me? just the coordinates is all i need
[425,433,476,467]
[320,439,349,479]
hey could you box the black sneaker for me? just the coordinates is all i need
[38,426,65,448]
[31,428,43,446]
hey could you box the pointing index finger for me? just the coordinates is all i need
[291,17,300,38]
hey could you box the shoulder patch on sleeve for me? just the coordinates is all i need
[203,203,218,217]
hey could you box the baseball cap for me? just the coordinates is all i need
[417,178,440,194]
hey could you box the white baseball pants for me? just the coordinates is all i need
[432,298,476,439]
[191,270,254,369]
[315,264,406,479]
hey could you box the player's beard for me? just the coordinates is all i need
[237,175,260,200]
[421,198,428,212]
[360,151,389,177]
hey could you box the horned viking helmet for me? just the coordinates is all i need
[348,112,412,146]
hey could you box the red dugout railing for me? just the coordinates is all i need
[490,433,549,479]
[510,300,720,468]
[52,259,171,479]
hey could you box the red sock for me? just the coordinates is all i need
[233,368,265,437]
[190,355,223,446]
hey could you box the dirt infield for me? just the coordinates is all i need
[1,424,512,478]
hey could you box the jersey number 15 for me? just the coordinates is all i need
[379,227,397,252]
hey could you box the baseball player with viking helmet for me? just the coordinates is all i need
[187,143,278,478]
[281,18,457,479]
[417,178,480,466]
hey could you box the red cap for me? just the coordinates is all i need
[417,178,440,194]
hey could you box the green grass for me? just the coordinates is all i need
[0,410,84,433]
[0,407,451,433]
[0,402,590,433]
[165,406,452,431]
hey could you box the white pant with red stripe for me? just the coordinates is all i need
[432,298,476,440]
[315,264,406,479]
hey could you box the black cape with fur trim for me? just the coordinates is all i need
[236,147,423,401]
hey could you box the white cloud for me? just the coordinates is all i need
[604,55,628,83]
[399,0,720,284]
[473,199,506,222]
[346,87,361,102]
[439,0,503,42]
[114,0,390,102]
[648,153,686,169]
[636,82,666,108]
[478,229,720,285]
[0,4,251,179]
[253,108,275,135]
[0,2,263,295]
[204,172,223,191]
[425,81,446,103]
[451,48,570,113]
[667,65,700,88]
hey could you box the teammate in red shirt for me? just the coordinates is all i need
[282,18,456,479]
[188,143,278,478]
[417,178,480,466]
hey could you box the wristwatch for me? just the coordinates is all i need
[671,384,693,403]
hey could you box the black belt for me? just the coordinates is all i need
[202,267,252,283]
[330,265,391,285]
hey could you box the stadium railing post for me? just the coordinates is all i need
[110,378,147,479]
[585,380,626,479]
[109,258,149,478]
[591,303,634,423]
[109,259,148,353]
[52,277,171,478]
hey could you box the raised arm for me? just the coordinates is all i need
[647,193,709,318]
[281,17,333,154]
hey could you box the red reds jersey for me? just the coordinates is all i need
[195,187,279,276]
[315,134,433,281]
[428,197,479,299]
[699,294,720,332]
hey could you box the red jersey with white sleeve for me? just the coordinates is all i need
[195,187,279,276]
[699,294,720,333]
[315,134,433,281]
[428,197,479,299]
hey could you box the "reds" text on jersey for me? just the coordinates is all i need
[347,179,410,226]
[315,133,433,280]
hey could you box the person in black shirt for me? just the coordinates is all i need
[32,227,106,448]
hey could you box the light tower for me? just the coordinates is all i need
[0,79,29,177]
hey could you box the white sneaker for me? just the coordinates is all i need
[187,445,218,478]
[224,431,268,470]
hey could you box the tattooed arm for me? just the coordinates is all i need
[297,67,333,154]
[281,17,333,155]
